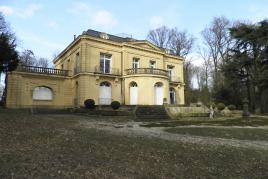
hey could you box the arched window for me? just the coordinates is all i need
[154,82,163,105]
[130,81,138,87]
[130,81,138,105]
[33,86,53,100]
[100,81,111,87]
[99,81,111,104]
[154,82,163,87]
[169,87,175,92]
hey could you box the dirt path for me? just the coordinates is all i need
[80,120,268,150]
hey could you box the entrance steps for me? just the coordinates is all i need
[135,105,170,121]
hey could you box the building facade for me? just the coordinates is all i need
[6,29,185,108]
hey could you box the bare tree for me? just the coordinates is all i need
[197,47,212,89]
[52,50,60,60]
[201,16,231,88]
[170,29,195,58]
[36,57,50,68]
[147,26,172,48]
[19,49,36,66]
[183,58,195,89]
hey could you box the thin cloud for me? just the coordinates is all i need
[47,21,59,29]
[67,2,90,14]
[92,10,117,27]
[247,3,268,22]
[17,4,42,18]
[18,31,65,55]
[0,5,14,15]
[0,4,42,18]
[68,2,118,28]
[149,16,164,29]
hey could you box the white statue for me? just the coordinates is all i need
[209,105,214,119]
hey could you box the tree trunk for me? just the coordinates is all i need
[2,73,8,106]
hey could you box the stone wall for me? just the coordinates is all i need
[165,106,209,119]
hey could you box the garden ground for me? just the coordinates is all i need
[0,111,268,178]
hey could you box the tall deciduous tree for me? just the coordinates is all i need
[170,29,195,58]
[201,16,231,89]
[197,47,212,90]
[19,49,51,68]
[36,57,49,68]
[147,26,172,48]
[19,49,35,66]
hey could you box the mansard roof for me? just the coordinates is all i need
[82,29,136,43]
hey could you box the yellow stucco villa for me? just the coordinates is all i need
[6,29,185,108]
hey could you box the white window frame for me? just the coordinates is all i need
[132,58,140,69]
[100,53,112,74]
[167,65,173,79]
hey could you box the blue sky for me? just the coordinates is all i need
[0,0,268,63]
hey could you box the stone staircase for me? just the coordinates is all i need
[135,105,170,121]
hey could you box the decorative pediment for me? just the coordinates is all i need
[129,41,160,51]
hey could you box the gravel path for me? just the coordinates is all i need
[80,120,268,150]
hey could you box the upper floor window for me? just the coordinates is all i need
[149,61,156,69]
[74,52,80,74]
[33,86,53,100]
[61,64,64,70]
[100,53,112,74]
[76,53,80,61]
[167,65,174,78]
[132,58,139,69]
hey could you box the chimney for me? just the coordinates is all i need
[74,35,76,40]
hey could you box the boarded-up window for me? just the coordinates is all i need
[33,87,53,100]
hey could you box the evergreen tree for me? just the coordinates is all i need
[224,20,268,112]
[0,13,19,73]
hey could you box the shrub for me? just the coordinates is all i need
[196,101,202,107]
[217,103,226,111]
[111,101,120,110]
[84,99,95,109]
[227,104,236,111]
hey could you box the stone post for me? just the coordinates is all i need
[242,99,250,117]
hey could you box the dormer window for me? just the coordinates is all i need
[165,49,170,54]
[100,33,109,40]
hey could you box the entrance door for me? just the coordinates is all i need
[130,82,138,105]
[169,88,176,104]
[99,82,111,105]
[154,82,163,105]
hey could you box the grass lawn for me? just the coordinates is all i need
[0,112,268,178]
[166,127,268,141]
[140,117,268,128]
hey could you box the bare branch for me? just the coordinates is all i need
[147,26,172,48]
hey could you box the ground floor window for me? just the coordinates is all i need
[99,81,111,105]
[130,81,138,105]
[154,82,163,105]
[33,86,53,100]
